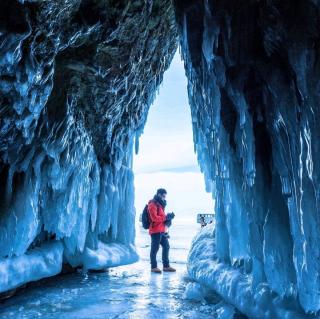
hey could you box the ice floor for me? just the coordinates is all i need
[0,220,238,319]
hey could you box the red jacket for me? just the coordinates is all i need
[148,200,166,235]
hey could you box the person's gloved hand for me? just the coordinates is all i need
[166,212,175,221]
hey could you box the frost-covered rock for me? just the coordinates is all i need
[175,0,320,315]
[188,225,314,318]
[0,0,177,292]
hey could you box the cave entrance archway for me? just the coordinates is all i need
[132,49,214,264]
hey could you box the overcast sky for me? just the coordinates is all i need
[133,50,214,221]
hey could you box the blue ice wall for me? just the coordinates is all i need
[174,0,320,315]
[0,0,177,292]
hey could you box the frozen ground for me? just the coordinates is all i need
[0,219,243,319]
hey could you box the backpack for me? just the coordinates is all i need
[141,204,150,229]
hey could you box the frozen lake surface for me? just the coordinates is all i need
[0,219,235,319]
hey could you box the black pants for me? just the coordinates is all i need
[150,232,170,268]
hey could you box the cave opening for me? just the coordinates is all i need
[133,49,214,264]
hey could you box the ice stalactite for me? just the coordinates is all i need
[174,0,320,316]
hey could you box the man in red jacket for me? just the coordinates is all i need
[148,188,176,273]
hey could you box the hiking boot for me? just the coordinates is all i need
[163,266,176,272]
[151,267,162,273]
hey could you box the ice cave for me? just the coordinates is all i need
[1,0,320,318]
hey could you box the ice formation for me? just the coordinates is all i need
[188,225,312,318]
[1,0,320,317]
[183,282,206,302]
[174,0,320,316]
[0,0,177,293]
[0,241,63,293]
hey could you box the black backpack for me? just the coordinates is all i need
[141,204,150,229]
